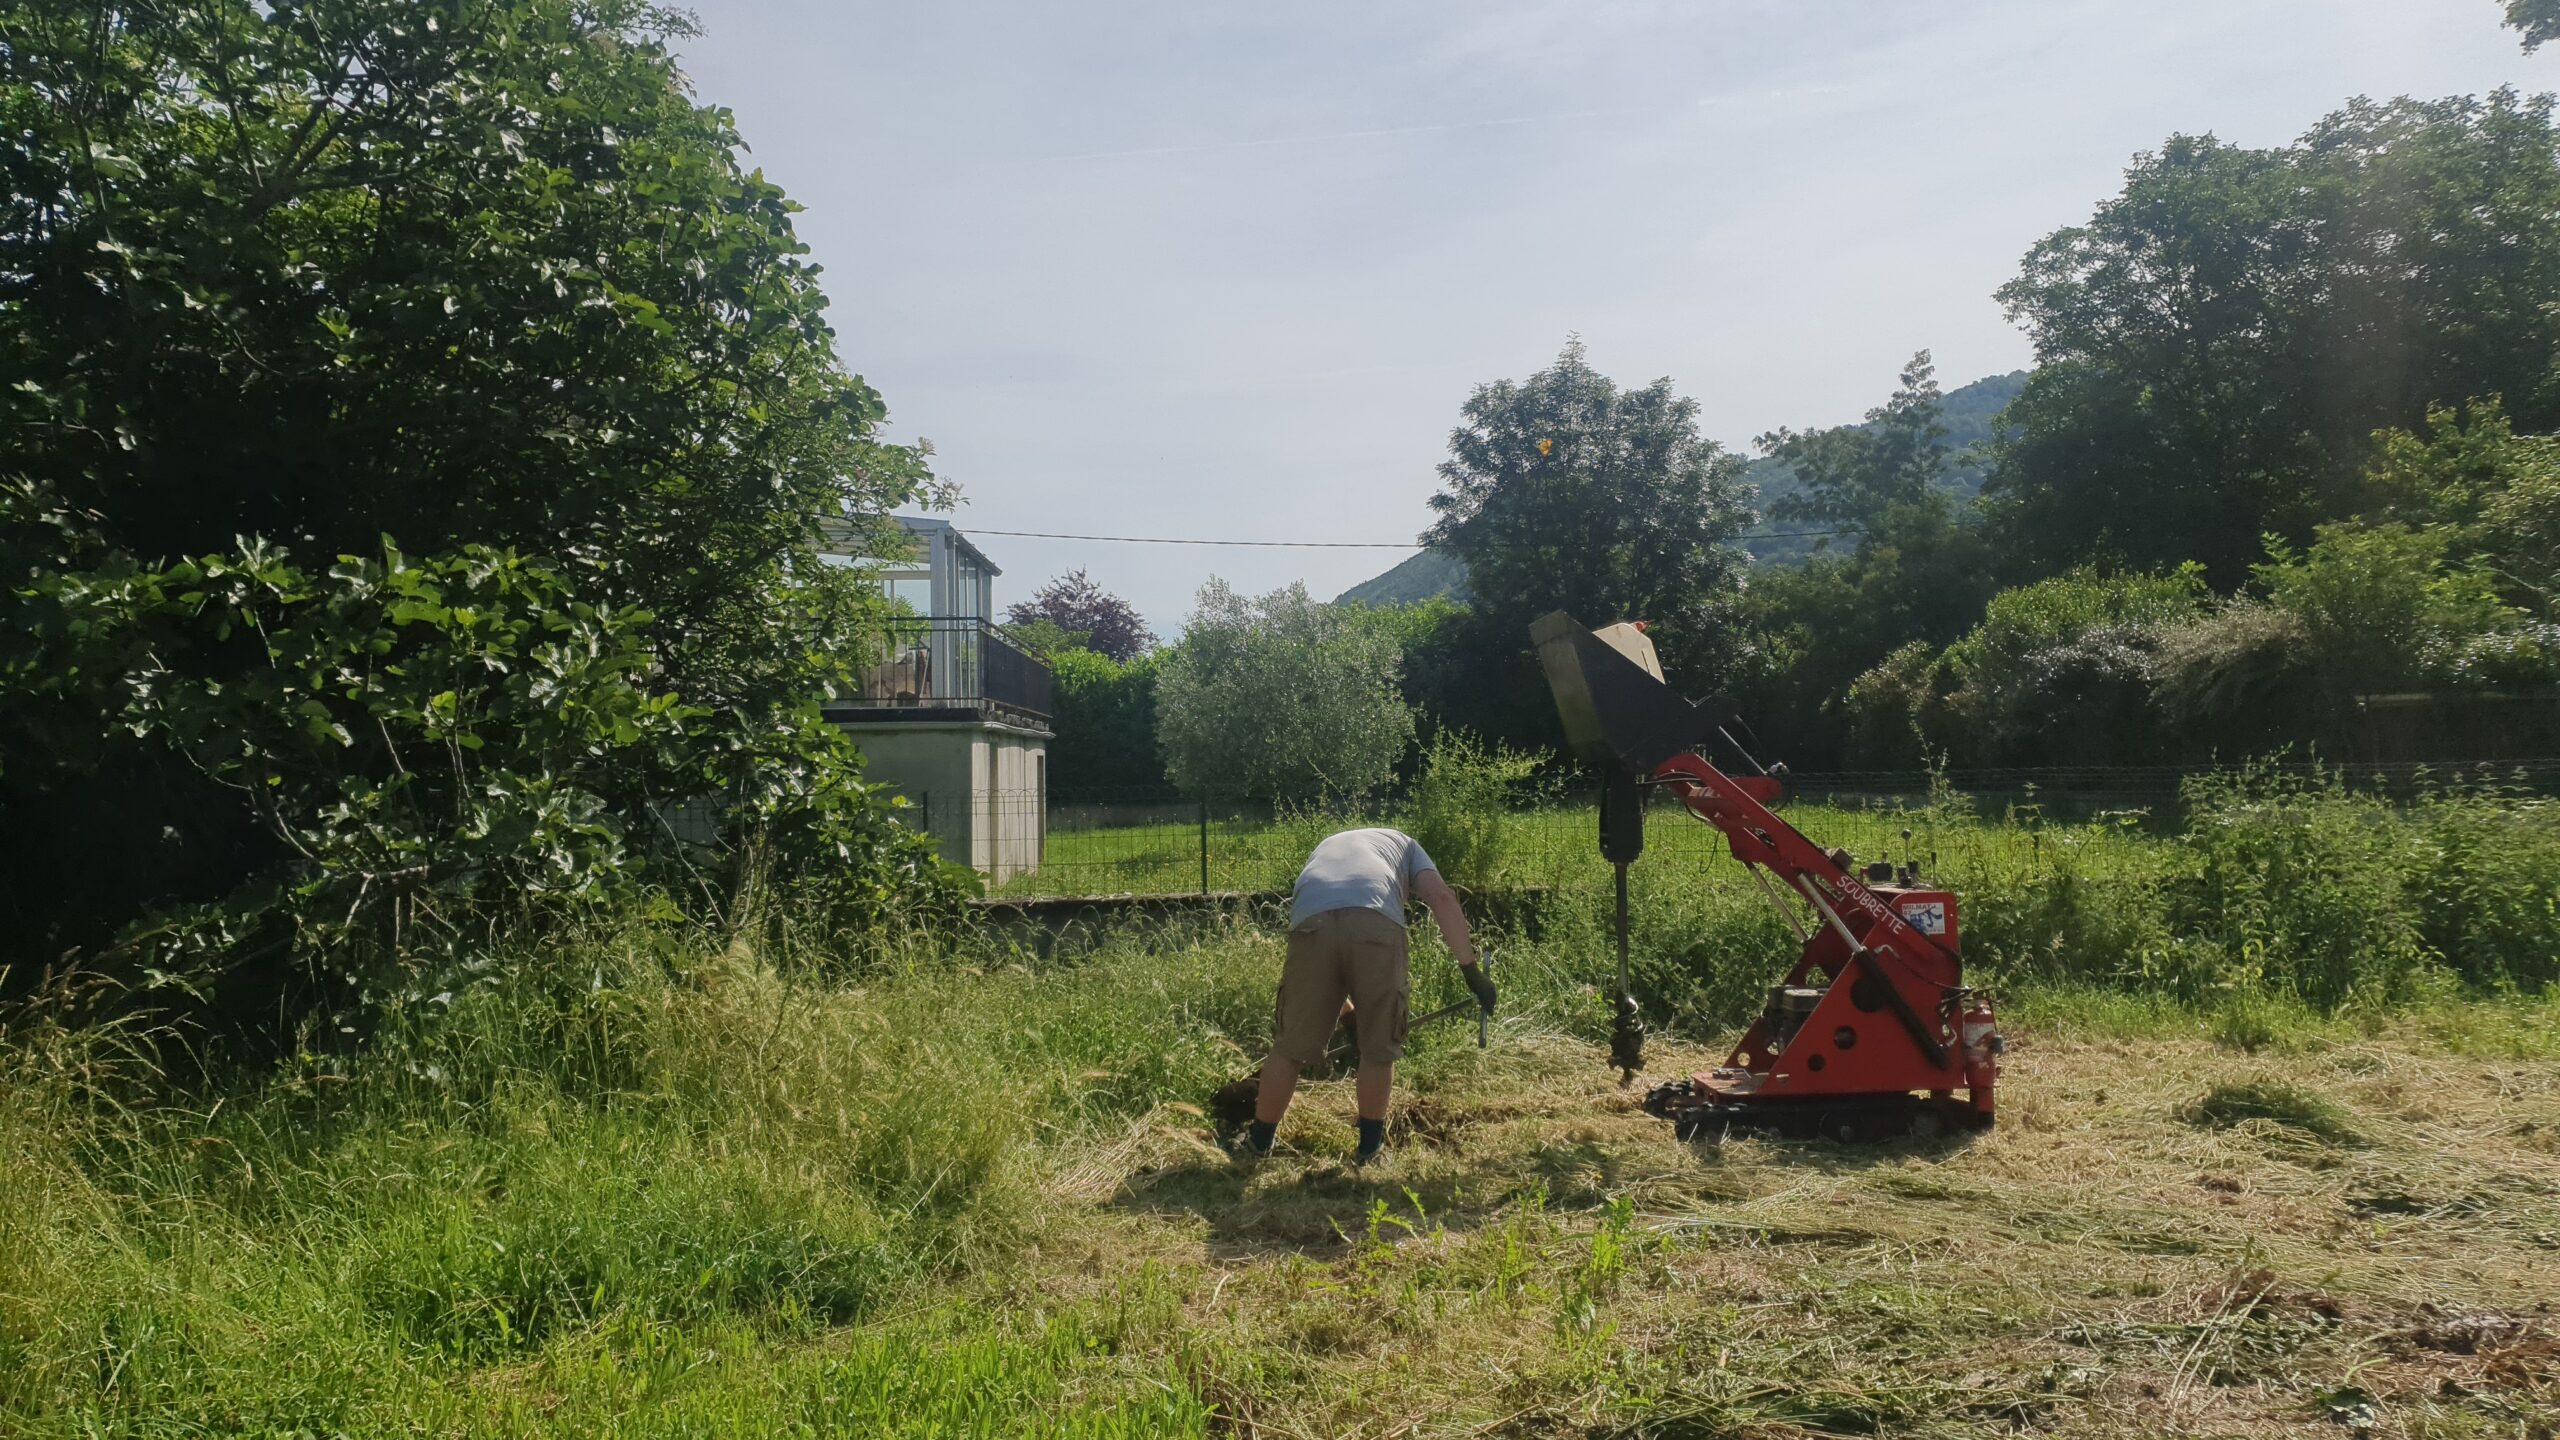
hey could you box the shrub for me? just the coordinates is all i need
[1938,567,2205,762]
[1047,648,1169,793]
[1841,641,1949,767]
[1951,816,2183,994]
[2173,765,2442,1009]
[2402,780,2560,993]
[2254,522,2533,693]
[4,543,963,1024]
[0,0,961,1022]
[2149,600,2315,756]
[1406,731,1542,891]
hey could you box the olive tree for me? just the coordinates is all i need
[1154,581,1414,803]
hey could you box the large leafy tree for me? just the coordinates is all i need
[1154,581,1413,803]
[1987,92,2560,585]
[1005,569,1155,662]
[0,0,955,1009]
[1422,340,1753,738]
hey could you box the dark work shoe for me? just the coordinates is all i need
[1353,1117,1387,1166]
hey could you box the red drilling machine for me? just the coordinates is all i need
[1532,612,2003,1142]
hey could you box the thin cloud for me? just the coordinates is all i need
[1033,83,1855,164]
[1034,104,1660,163]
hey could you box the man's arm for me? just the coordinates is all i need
[1412,868,1478,967]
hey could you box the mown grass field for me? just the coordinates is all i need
[992,795,2174,901]
[6,778,2558,1437]
[5,922,2555,1438]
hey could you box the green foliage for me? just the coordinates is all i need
[1425,338,1755,697]
[1989,92,2560,584]
[2360,400,2545,532]
[2482,463,2560,612]
[2177,1080,2364,1146]
[1840,641,1948,766]
[1155,581,1414,803]
[1005,617,1093,660]
[1341,595,1466,657]
[1735,503,2000,768]
[1047,648,1169,793]
[0,919,1238,1433]
[2,539,959,1015]
[2147,600,2316,753]
[2254,523,2547,694]
[2174,767,2445,1009]
[1405,731,1542,891]
[2506,0,2560,50]
[0,0,960,1009]
[2400,780,2560,992]
[1757,351,1953,537]
[1740,369,2027,566]
[1924,568,2206,763]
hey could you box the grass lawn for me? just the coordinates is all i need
[992,796,2177,900]
[6,915,2556,1438]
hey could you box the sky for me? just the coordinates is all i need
[672,1,2552,633]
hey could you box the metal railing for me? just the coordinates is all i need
[829,617,1052,725]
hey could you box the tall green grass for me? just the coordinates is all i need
[4,766,2555,1434]
[0,919,1281,1436]
[1507,768,2560,1032]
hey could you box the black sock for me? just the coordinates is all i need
[1355,1117,1386,1160]
[1246,1120,1276,1154]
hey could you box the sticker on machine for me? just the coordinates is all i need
[1898,900,1947,935]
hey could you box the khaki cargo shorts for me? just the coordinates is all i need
[1272,906,1411,1067]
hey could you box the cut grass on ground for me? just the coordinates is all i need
[5,923,2555,1438]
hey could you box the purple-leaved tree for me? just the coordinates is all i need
[1006,569,1156,662]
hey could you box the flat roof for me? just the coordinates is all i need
[894,515,1002,578]
[815,513,1003,578]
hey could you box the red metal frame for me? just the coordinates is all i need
[1646,753,1989,1117]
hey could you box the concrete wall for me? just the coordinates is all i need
[843,719,1048,883]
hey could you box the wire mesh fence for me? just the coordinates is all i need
[913,757,2560,899]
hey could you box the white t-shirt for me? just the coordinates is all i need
[1288,828,1438,928]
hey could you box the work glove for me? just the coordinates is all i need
[1462,962,1498,1015]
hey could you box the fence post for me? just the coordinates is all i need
[1197,794,1210,897]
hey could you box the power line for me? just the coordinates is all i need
[949,526,1859,549]
[963,528,1419,548]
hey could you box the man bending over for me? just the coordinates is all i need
[1244,827,1494,1165]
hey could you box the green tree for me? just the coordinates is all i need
[1757,351,1952,537]
[1424,339,1754,688]
[0,0,955,1006]
[1732,506,2000,768]
[1729,352,2000,768]
[2255,523,2546,695]
[2506,0,2560,50]
[1988,92,2560,585]
[2361,400,2560,614]
[1154,581,1414,803]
